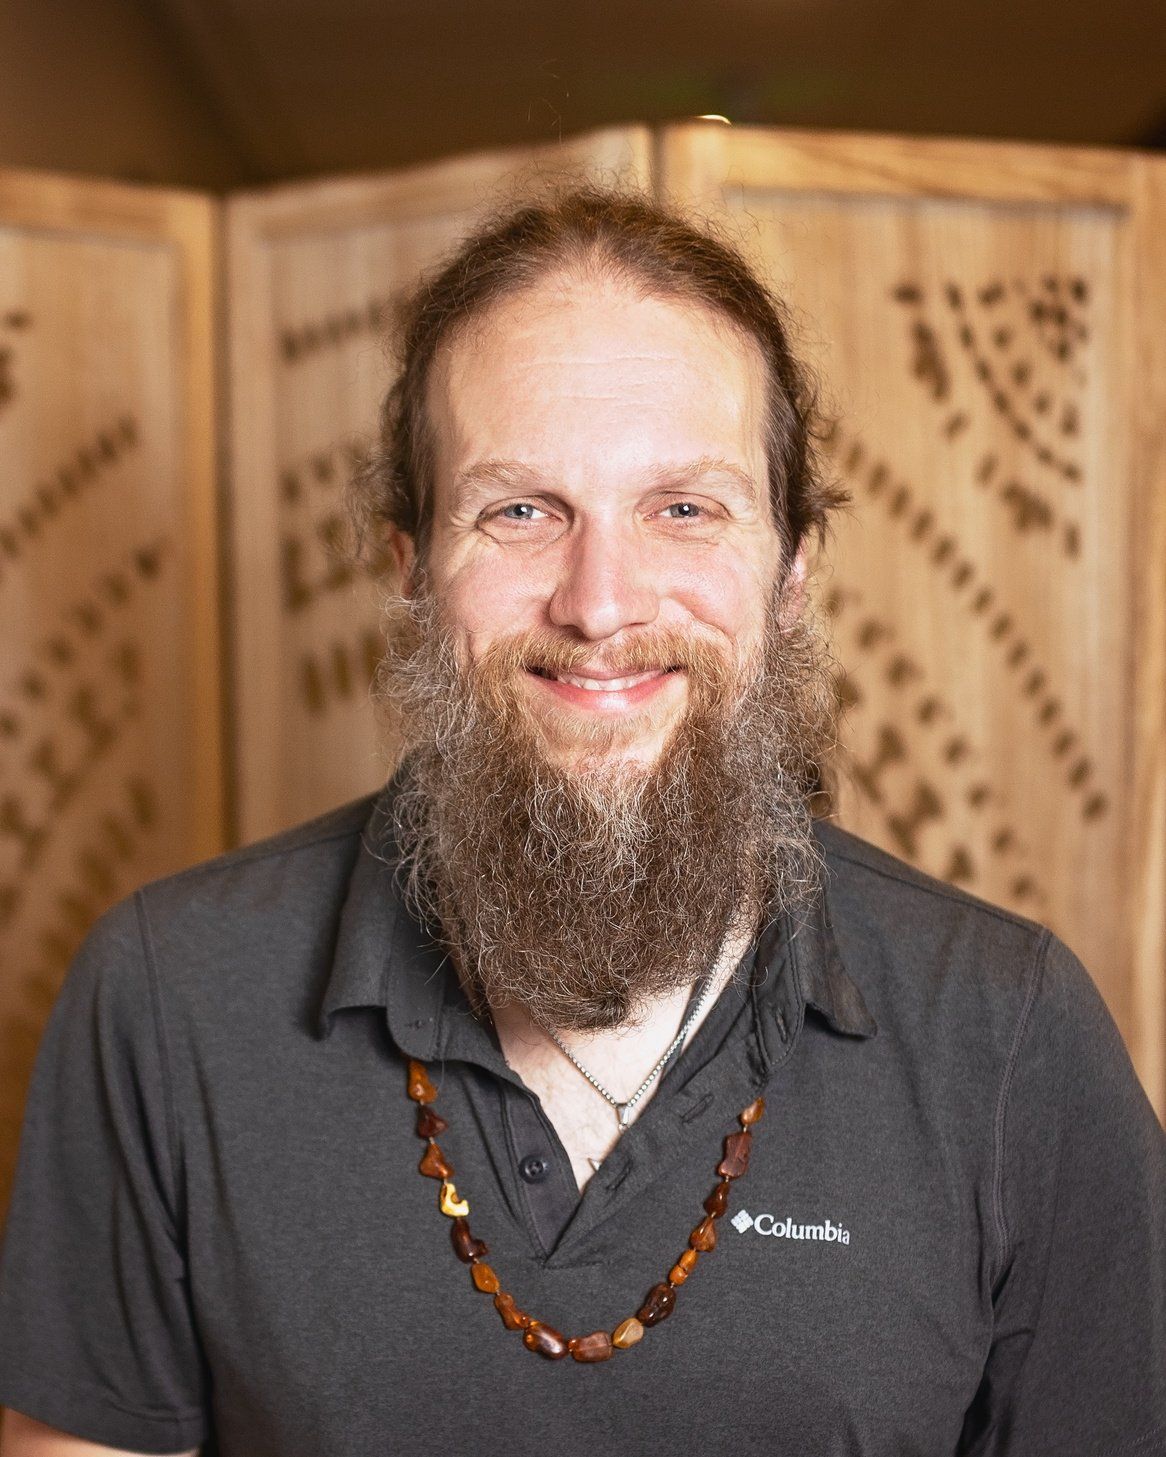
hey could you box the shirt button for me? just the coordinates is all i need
[520,1154,550,1184]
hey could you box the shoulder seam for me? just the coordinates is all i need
[991,926,1052,1278]
[132,888,184,1248]
[824,844,1044,936]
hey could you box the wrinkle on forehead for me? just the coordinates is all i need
[441,266,763,371]
[426,271,771,515]
[438,302,760,405]
[507,354,682,375]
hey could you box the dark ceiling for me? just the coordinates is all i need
[2,0,1163,191]
[148,0,1166,185]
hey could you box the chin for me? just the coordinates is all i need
[559,743,661,778]
[533,718,675,778]
[518,668,685,763]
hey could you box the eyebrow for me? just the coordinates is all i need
[451,455,760,508]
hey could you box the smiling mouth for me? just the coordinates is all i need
[528,666,681,692]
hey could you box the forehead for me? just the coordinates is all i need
[426,273,769,491]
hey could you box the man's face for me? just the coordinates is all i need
[415,272,791,771]
[378,271,833,1030]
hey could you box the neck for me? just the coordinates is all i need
[486,923,757,1192]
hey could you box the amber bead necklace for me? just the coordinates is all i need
[406,1056,765,1363]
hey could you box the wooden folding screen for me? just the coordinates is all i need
[658,126,1166,1109]
[0,172,222,1207]
[225,127,652,842]
[1,125,1160,1220]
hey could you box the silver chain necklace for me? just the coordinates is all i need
[547,970,719,1133]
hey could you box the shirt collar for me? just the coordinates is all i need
[788,865,879,1039]
[316,786,877,1053]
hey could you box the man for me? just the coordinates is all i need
[0,187,1162,1456]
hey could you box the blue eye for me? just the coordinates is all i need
[478,499,563,542]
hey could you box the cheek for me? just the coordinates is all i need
[667,550,774,645]
[435,555,546,657]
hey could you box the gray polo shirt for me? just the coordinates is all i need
[0,786,1162,1456]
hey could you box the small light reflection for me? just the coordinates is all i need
[695,114,732,125]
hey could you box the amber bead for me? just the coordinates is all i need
[569,1331,614,1363]
[494,1292,530,1331]
[718,1129,752,1179]
[439,1180,469,1217]
[668,1261,691,1287]
[689,1215,717,1252]
[419,1141,452,1179]
[523,1321,569,1359]
[471,1261,500,1294]
[612,1317,644,1349]
[704,1180,731,1218]
[740,1096,765,1128]
[406,1060,438,1104]
[415,1107,448,1138]
[637,1282,676,1326]
[450,1217,488,1264]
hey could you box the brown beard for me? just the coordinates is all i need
[370,575,838,1032]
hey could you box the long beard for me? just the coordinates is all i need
[370,578,838,1032]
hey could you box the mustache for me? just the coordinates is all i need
[470,625,743,688]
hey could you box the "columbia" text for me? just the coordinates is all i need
[730,1210,851,1245]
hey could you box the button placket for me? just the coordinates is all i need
[501,1085,580,1255]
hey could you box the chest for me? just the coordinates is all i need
[515,1063,652,1192]
[179,1020,996,1456]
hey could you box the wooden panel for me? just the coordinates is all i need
[225,127,653,842]
[658,125,1166,1114]
[0,170,223,1211]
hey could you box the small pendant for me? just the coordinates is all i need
[617,1103,633,1130]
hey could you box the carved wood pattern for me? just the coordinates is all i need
[274,435,388,717]
[0,308,31,417]
[896,278,1087,483]
[0,537,169,894]
[278,436,377,617]
[825,584,1050,911]
[279,292,400,364]
[0,417,142,585]
[821,420,1107,823]
[0,178,220,1215]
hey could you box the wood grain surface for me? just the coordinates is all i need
[0,169,222,1213]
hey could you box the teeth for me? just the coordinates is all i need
[555,670,662,692]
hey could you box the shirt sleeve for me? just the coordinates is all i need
[0,891,211,1454]
[960,931,1166,1456]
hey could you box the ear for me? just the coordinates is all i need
[778,541,810,629]
[385,524,417,594]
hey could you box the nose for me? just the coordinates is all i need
[547,520,660,641]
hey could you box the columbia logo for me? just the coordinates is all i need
[730,1209,851,1245]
